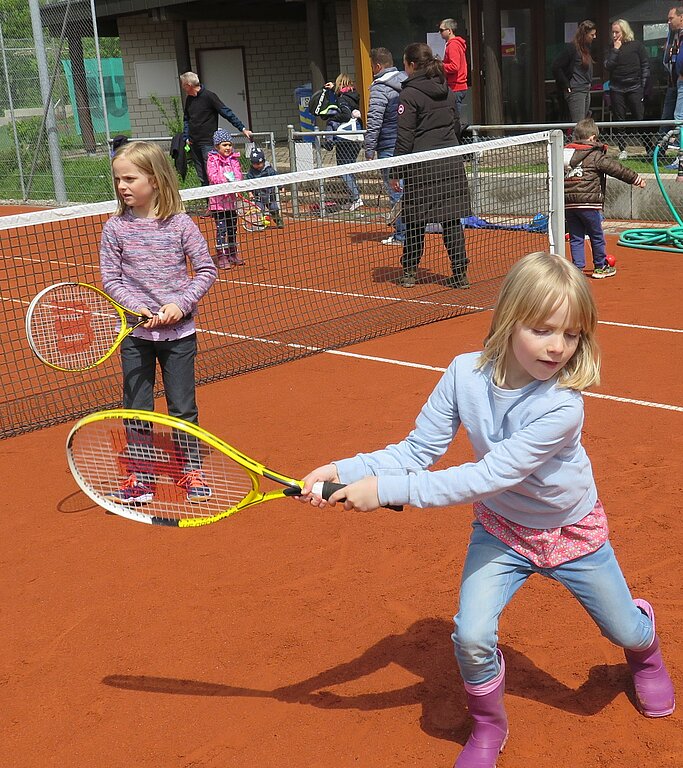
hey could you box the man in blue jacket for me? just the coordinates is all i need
[364,48,407,245]
[180,72,253,186]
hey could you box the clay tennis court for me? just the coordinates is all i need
[1,231,681,767]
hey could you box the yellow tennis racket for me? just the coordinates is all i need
[66,409,398,527]
[26,282,161,372]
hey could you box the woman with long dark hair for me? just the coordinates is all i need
[390,42,470,288]
[553,20,598,122]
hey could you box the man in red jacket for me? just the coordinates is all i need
[439,19,468,110]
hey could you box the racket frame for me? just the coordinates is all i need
[26,282,147,372]
[235,193,272,232]
[66,409,304,527]
[386,199,402,226]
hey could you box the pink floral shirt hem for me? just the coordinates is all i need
[474,500,609,568]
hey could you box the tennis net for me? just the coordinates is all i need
[1,130,563,438]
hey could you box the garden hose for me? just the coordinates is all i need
[617,128,683,253]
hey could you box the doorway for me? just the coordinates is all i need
[499,0,544,123]
[197,47,251,131]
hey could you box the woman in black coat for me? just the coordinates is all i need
[604,19,650,159]
[390,42,471,288]
[552,20,598,123]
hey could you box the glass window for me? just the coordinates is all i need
[368,0,470,74]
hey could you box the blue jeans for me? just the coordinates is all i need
[335,140,361,201]
[674,80,683,121]
[662,85,677,121]
[566,208,606,269]
[378,147,405,241]
[121,333,198,422]
[452,521,654,686]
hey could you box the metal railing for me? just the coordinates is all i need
[467,120,683,226]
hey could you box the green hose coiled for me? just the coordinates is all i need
[617,130,683,253]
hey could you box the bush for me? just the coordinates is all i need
[150,94,183,135]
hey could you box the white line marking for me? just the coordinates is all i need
[598,320,683,333]
[7,267,681,410]
[324,349,683,412]
[8,266,682,334]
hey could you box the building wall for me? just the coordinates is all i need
[118,15,179,138]
[117,14,327,140]
[335,0,355,78]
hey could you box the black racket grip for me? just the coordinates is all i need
[313,481,403,512]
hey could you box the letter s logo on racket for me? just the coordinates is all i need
[25,282,162,372]
[66,409,402,527]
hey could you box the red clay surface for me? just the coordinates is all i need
[1,234,681,767]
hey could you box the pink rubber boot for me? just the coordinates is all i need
[227,245,245,266]
[455,650,509,768]
[624,599,675,717]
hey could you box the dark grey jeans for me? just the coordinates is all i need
[120,334,201,476]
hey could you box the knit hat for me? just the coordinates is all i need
[213,129,233,146]
[249,147,266,164]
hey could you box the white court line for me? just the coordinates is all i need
[323,349,683,412]
[8,259,682,333]
[200,330,683,413]
[598,320,683,333]
[7,266,682,411]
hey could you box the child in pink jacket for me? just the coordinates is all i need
[206,129,244,268]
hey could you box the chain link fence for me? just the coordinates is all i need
[285,120,683,230]
[0,0,122,204]
[2,1,682,222]
[467,120,683,229]
[0,1,284,206]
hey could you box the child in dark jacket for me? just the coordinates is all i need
[245,148,283,228]
[564,118,645,279]
[323,74,364,211]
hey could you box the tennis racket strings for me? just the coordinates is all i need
[27,283,130,370]
[68,415,260,525]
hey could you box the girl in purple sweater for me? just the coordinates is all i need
[100,141,217,504]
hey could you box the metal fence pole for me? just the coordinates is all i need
[89,0,111,148]
[548,129,565,255]
[0,21,26,199]
[27,0,67,203]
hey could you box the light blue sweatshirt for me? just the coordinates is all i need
[334,351,598,529]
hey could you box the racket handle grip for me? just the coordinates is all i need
[311,481,403,512]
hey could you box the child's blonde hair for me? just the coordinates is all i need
[477,252,600,390]
[112,141,184,219]
[334,73,355,93]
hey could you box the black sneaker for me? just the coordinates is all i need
[444,274,470,289]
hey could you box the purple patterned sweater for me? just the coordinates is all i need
[99,210,217,342]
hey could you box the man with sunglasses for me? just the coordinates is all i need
[439,19,468,110]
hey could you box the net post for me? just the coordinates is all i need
[548,129,565,255]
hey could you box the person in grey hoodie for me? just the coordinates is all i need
[364,47,408,245]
